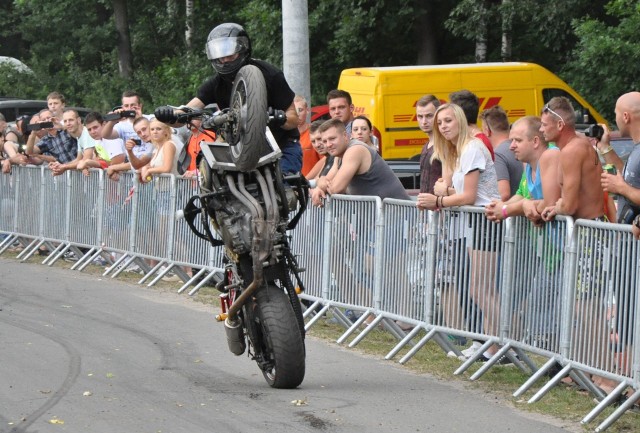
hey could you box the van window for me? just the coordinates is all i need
[542,88,593,125]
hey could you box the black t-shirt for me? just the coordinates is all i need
[197,59,299,146]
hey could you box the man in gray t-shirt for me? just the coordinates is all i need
[481,106,523,200]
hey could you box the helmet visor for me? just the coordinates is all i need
[205,36,247,60]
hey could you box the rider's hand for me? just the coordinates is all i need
[268,107,286,128]
[155,106,178,123]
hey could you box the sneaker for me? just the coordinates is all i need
[475,353,519,365]
[63,251,78,261]
[344,310,360,323]
[125,263,143,274]
[461,341,483,358]
[92,257,108,266]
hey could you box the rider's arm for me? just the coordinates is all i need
[187,97,205,109]
[281,101,299,131]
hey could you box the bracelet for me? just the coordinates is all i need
[441,196,446,208]
[634,214,640,229]
[598,146,613,156]
[435,195,441,209]
[501,205,508,219]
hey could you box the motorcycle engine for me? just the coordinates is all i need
[213,197,254,255]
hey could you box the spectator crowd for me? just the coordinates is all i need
[1,25,639,409]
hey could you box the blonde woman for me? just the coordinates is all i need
[139,120,181,279]
[416,103,502,361]
[140,120,180,182]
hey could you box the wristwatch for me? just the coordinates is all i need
[633,214,640,229]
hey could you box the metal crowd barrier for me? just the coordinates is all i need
[0,166,225,290]
[292,196,639,431]
[1,166,639,431]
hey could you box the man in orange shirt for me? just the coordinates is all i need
[295,95,320,176]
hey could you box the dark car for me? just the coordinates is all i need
[386,160,421,196]
[0,99,93,123]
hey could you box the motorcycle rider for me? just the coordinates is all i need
[156,23,302,174]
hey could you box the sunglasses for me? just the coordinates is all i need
[543,103,564,122]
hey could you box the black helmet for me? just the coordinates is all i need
[205,23,251,77]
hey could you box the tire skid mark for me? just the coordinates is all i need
[1,290,177,373]
[0,315,81,433]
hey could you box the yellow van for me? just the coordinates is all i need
[337,62,606,160]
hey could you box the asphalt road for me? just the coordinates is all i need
[0,258,576,433]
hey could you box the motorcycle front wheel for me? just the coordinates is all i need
[228,64,268,171]
[254,285,306,388]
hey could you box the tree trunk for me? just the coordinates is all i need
[501,0,513,61]
[474,1,488,63]
[113,0,133,78]
[185,0,194,50]
[415,7,438,65]
[475,24,487,62]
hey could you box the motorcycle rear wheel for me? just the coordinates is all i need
[228,64,268,171]
[254,285,305,388]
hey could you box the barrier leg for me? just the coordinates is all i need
[139,261,166,285]
[71,247,97,270]
[513,357,558,398]
[104,253,129,276]
[16,238,41,260]
[594,389,640,432]
[44,242,70,266]
[470,342,513,381]
[178,267,207,294]
[528,363,574,403]
[75,249,104,271]
[385,326,422,360]
[454,339,494,376]
[399,328,438,364]
[582,380,628,425]
[304,304,331,331]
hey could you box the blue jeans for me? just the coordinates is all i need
[279,140,302,175]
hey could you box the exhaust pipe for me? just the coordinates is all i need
[224,316,246,356]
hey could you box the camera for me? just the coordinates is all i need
[26,121,55,132]
[132,138,142,146]
[104,110,137,122]
[584,124,604,141]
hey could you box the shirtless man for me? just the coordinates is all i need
[540,97,604,221]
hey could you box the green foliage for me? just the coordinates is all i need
[0,65,42,99]
[563,0,640,124]
[0,0,633,118]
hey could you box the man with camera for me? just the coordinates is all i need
[25,109,77,166]
[101,91,154,179]
[601,91,640,234]
[105,117,155,181]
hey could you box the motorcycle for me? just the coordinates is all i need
[157,65,309,388]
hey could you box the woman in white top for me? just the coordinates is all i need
[416,103,501,358]
[141,120,180,182]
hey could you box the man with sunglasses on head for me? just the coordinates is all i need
[539,96,605,222]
